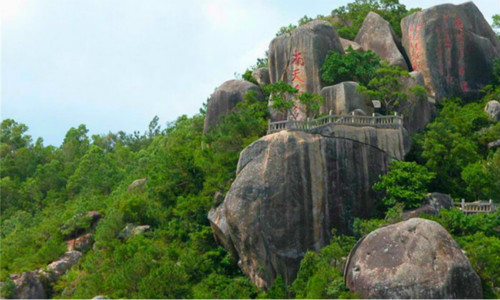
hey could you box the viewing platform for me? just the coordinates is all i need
[454,199,498,215]
[267,112,404,135]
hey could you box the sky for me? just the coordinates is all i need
[1,0,498,146]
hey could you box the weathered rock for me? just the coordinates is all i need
[397,71,437,133]
[485,100,500,121]
[127,178,147,192]
[310,123,411,160]
[319,81,373,116]
[12,271,46,299]
[118,224,151,239]
[355,12,409,70]
[210,130,392,288]
[403,192,454,219]
[488,139,500,149]
[401,2,500,101]
[92,296,110,299]
[340,38,363,52]
[345,218,482,299]
[208,205,237,257]
[66,233,93,251]
[43,251,82,282]
[251,67,270,86]
[203,80,264,134]
[213,191,225,207]
[268,20,344,121]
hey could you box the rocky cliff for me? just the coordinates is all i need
[209,130,393,288]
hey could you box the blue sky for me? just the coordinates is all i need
[1,0,498,146]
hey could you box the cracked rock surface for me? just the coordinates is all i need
[344,218,482,299]
[209,130,392,288]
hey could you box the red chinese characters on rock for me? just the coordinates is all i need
[408,24,422,71]
[289,49,306,121]
[454,17,469,92]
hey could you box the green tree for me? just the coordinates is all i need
[373,160,435,209]
[265,81,325,119]
[321,47,381,86]
[357,63,410,114]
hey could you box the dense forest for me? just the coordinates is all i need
[1,0,500,298]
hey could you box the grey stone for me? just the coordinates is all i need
[345,218,482,298]
[401,2,500,101]
[488,139,500,149]
[66,233,93,251]
[355,12,409,70]
[251,68,270,86]
[340,38,363,52]
[43,251,82,282]
[12,271,46,299]
[209,130,392,288]
[403,192,454,219]
[204,80,264,133]
[118,224,151,239]
[485,100,500,121]
[268,20,344,121]
[397,71,437,133]
[319,81,373,116]
[127,178,147,192]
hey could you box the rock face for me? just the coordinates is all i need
[66,233,93,251]
[203,80,264,133]
[403,192,454,219]
[209,130,392,288]
[401,2,500,101]
[485,100,500,121]
[355,12,409,70]
[12,271,47,299]
[310,124,411,160]
[340,38,363,52]
[345,218,482,299]
[128,178,147,192]
[319,81,373,116]
[397,71,436,133]
[268,20,344,121]
[252,67,270,86]
[43,251,82,282]
[118,224,151,239]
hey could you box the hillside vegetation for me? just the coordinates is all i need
[1,0,500,298]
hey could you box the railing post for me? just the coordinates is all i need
[461,199,465,211]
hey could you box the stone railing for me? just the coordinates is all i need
[267,113,404,134]
[454,199,499,215]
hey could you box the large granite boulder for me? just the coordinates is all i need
[397,71,436,133]
[252,67,270,86]
[310,124,411,160]
[209,130,392,288]
[403,192,454,219]
[42,251,82,282]
[485,100,500,121]
[128,178,147,192]
[345,218,482,298]
[268,20,344,121]
[355,12,409,70]
[203,80,264,134]
[319,81,373,116]
[66,233,93,251]
[340,38,363,52]
[11,271,47,299]
[401,2,500,101]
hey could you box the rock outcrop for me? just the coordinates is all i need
[128,178,147,192]
[401,2,500,101]
[402,192,454,219]
[203,80,264,133]
[252,68,270,86]
[345,218,482,299]
[340,38,363,52]
[43,251,82,282]
[268,20,344,121]
[397,71,436,133]
[209,130,392,288]
[310,124,411,160]
[355,12,409,70]
[319,81,373,116]
[118,224,151,239]
[66,233,93,251]
[485,100,500,121]
[11,272,47,299]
